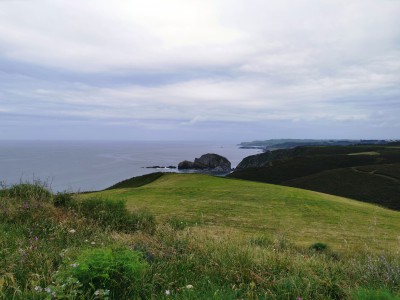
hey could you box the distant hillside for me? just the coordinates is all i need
[239,139,397,150]
[235,145,386,169]
[229,145,400,210]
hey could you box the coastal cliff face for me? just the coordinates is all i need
[235,146,375,169]
[235,149,297,169]
[178,153,231,172]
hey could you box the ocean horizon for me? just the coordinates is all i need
[0,140,260,192]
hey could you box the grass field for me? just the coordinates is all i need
[2,174,400,299]
[85,173,400,252]
[347,151,380,156]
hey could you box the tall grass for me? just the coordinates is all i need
[70,197,156,234]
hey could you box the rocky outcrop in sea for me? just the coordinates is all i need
[178,153,231,173]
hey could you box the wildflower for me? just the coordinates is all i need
[91,241,96,245]
[45,287,51,293]
[94,290,100,296]
[70,263,79,268]
[85,239,89,242]
[165,289,170,296]
[34,286,42,292]
[186,284,193,289]
[68,229,76,234]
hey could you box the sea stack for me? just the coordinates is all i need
[178,153,231,172]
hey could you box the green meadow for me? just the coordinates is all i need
[87,173,400,252]
[1,173,400,299]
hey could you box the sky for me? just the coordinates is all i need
[0,0,399,141]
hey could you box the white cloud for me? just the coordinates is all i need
[0,0,399,139]
[1,0,398,73]
[2,72,396,125]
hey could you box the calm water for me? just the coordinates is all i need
[0,141,260,192]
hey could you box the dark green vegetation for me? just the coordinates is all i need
[239,139,394,150]
[229,145,400,210]
[106,172,165,190]
[1,176,400,299]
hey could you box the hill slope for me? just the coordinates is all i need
[284,164,400,210]
[229,145,400,210]
[85,173,400,252]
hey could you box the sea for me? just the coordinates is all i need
[0,140,260,192]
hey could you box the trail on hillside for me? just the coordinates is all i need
[351,167,400,183]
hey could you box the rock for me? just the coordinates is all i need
[146,165,177,169]
[178,153,231,172]
[178,160,194,169]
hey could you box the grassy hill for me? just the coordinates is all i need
[86,173,400,252]
[229,145,400,210]
[2,174,400,299]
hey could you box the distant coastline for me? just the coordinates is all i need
[239,139,399,151]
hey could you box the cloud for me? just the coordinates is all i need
[0,0,399,139]
[0,0,397,73]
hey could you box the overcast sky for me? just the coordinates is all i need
[0,0,399,141]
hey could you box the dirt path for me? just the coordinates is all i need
[351,167,400,183]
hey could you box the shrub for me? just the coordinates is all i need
[5,182,52,202]
[53,248,148,299]
[72,197,156,233]
[309,242,328,252]
[53,191,74,207]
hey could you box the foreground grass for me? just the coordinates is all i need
[1,177,400,299]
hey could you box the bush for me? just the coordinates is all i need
[309,242,328,252]
[72,197,156,233]
[53,248,148,299]
[53,191,74,207]
[5,182,52,202]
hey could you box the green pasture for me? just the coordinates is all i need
[84,173,400,252]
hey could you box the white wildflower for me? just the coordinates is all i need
[68,229,76,234]
[34,286,42,292]
[186,284,193,289]
[165,289,170,296]
[91,241,96,245]
[70,263,79,268]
